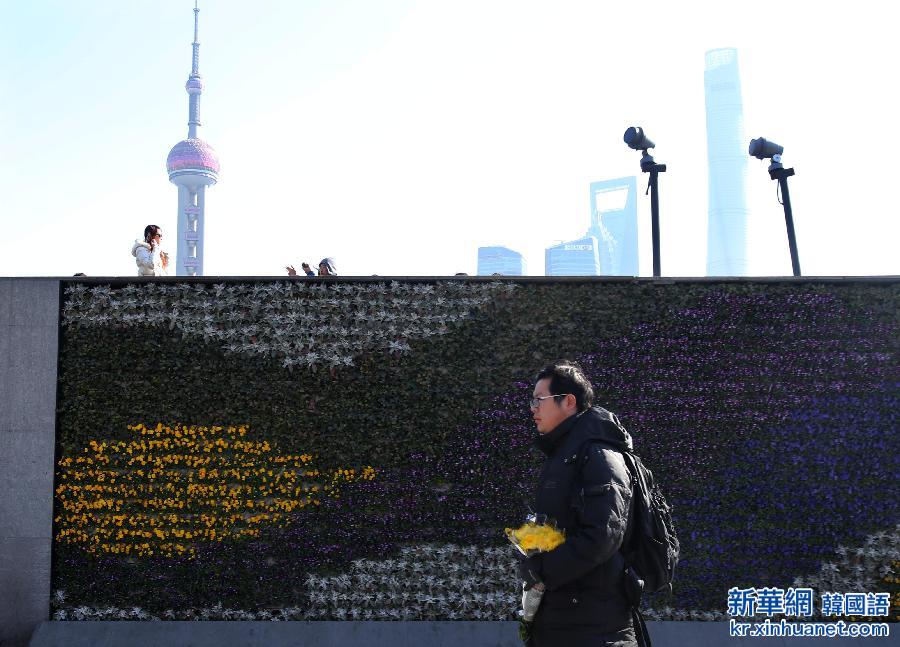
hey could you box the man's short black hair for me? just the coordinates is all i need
[535,360,594,412]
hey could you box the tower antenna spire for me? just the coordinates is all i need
[187,1,202,137]
[194,1,199,43]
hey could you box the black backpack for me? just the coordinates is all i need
[577,439,680,596]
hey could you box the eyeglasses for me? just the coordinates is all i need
[529,394,571,409]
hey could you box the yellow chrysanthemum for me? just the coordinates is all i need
[505,521,565,553]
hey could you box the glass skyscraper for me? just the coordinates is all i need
[543,176,637,277]
[705,48,749,276]
[477,246,526,275]
[545,236,601,276]
[588,176,638,276]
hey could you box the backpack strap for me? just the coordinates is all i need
[632,605,653,647]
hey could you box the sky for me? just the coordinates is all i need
[1,0,897,278]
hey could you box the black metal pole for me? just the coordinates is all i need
[649,169,661,277]
[770,167,800,277]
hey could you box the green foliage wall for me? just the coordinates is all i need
[52,278,899,621]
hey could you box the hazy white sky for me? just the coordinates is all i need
[1,0,897,277]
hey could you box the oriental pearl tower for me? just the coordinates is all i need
[166,2,219,276]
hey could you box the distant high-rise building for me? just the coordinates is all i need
[543,176,636,277]
[477,246,526,275]
[705,47,749,276]
[588,176,638,276]
[165,3,219,276]
[545,236,601,276]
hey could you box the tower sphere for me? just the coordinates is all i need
[166,138,219,183]
[185,75,204,94]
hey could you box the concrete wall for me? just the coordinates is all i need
[0,279,59,647]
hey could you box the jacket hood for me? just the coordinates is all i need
[579,406,634,452]
[132,240,150,257]
[533,406,634,456]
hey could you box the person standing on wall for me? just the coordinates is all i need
[519,361,638,647]
[316,257,337,276]
[286,258,338,277]
[132,225,169,276]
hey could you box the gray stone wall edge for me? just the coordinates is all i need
[24,620,900,647]
[0,279,60,647]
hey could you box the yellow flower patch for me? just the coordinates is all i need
[54,423,377,558]
[505,521,566,553]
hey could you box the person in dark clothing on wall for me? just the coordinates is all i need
[519,360,638,647]
[286,257,338,277]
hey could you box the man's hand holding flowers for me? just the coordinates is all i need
[517,555,543,591]
[505,516,565,630]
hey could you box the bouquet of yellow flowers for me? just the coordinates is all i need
[504,514,565,625]
[505,518,566,555]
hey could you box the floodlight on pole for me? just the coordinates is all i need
[749,137,801,277]
[624,127,666,277]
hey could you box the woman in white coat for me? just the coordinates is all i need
[132,225,169,276]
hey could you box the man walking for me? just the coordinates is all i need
[519,360,638,647]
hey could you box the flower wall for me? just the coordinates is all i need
[52,279,899,620]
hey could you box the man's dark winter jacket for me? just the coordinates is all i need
[524,406,635,642]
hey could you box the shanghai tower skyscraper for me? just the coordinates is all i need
[704,48,749,276]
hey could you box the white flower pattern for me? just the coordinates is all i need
[63,281,517,370]
[49,525,899,621]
